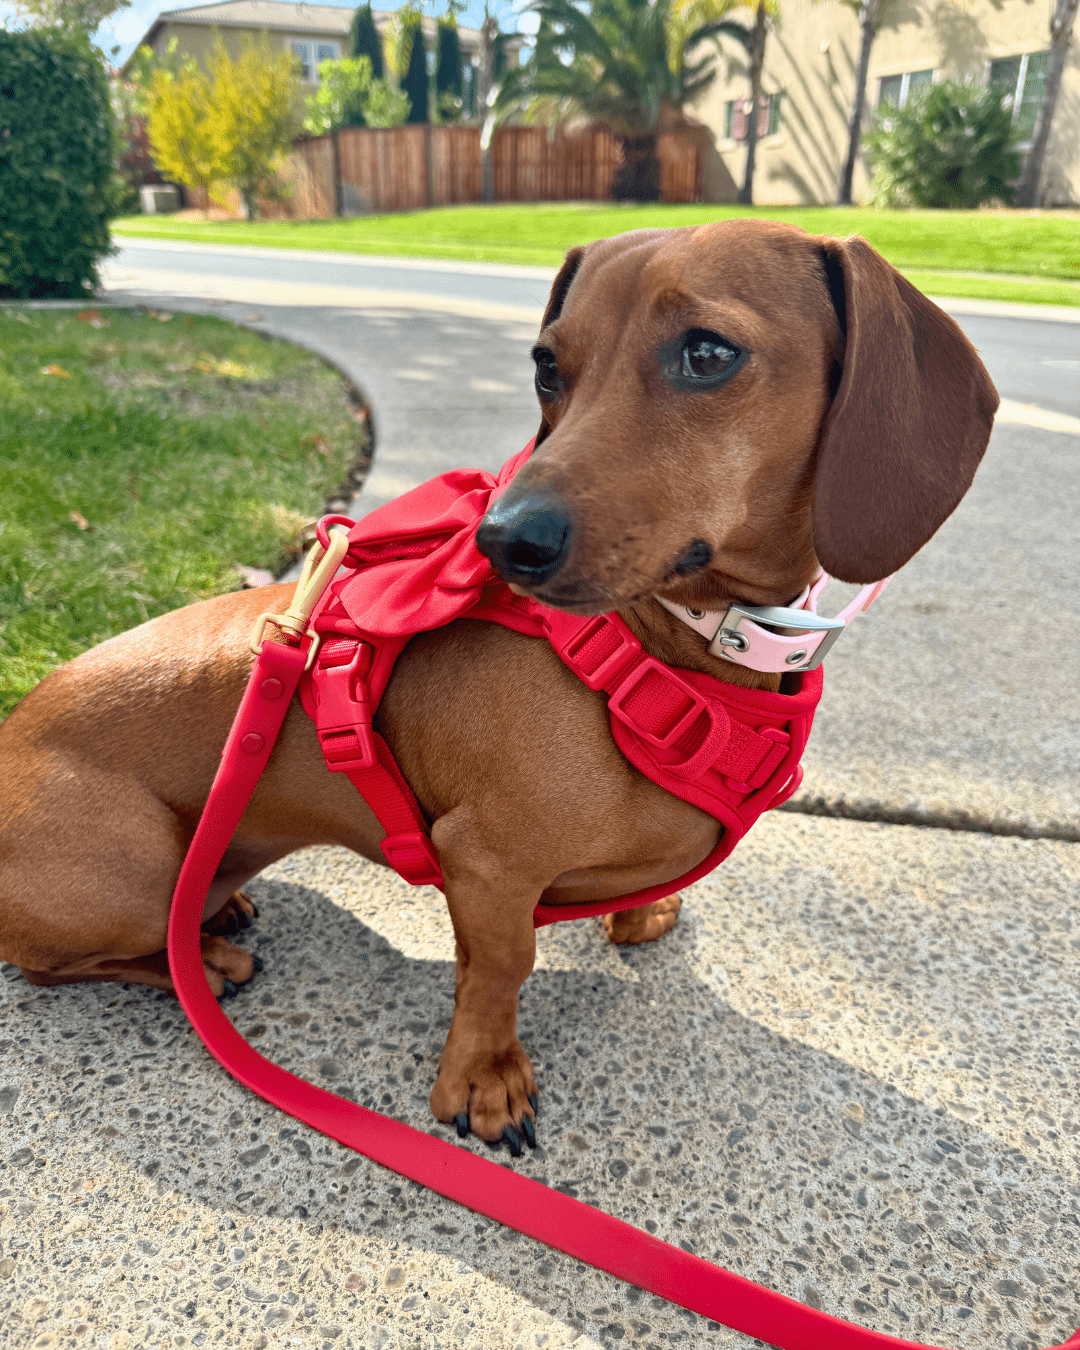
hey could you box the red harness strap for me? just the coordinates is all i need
[300,585,819,923]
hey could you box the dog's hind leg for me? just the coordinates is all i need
[0,748,257,999]
[18,935,257,997]
[603,894,681,945]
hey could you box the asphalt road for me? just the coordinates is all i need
[109,239,1080,420]
[3,237,1076,1350]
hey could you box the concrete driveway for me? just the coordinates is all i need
[1,242,1078,1350]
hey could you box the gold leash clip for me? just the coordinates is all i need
[249,528,351,671]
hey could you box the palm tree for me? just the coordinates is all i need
[498,0,746,200]
[837,0,883,205]
[732,0,774,205]
[1016,0,1079,206]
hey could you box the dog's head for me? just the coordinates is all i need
[476,219,998,614]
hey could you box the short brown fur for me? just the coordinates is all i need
[0,222,997,1144]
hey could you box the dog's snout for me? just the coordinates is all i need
[476,491,573,585]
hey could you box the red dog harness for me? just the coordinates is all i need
[167,445,1080,1350]
[295,442,819,924]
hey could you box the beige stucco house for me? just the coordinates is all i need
[126,1,523,107]
[689,0,1078,206]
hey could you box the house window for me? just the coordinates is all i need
[724,93,782,141]
[877,68,933,109]
[989,51,1049,143]
[291,40,340,82]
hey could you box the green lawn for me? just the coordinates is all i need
[114,204,1080,306]
[0,306,359,717]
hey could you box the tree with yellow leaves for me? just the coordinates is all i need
[206,37,302,220]
[143,34,300,218]
[145,60,225,214]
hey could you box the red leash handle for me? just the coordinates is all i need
[168,640,1080,1350]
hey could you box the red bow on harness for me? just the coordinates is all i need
[297,440,820,923]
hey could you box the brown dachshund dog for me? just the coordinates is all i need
[0,220,997,1151]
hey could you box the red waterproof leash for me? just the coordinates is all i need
[167,553,1080,1350]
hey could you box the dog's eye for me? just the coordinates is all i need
[659,328,747,390]
[682,331,739,379]
[533,348,560,397]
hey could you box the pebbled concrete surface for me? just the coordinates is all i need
[3,815,1080,1349]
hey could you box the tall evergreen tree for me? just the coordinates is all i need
[349,4,384,80]
[436,15,463,101]
[401,20,429,123]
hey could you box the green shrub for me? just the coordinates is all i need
[0,29,114,298]
[864,79,1021,209]
[303,56,408,133]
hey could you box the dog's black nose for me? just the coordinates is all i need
[476,490,573,585]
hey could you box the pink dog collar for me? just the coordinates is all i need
[658,572,891,674]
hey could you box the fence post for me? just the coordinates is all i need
[423,123,435,208]
[331,130,342,217]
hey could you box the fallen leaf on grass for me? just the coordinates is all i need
[40,364,70,378]
[302,433,330,456]
[76,309,110,329]
[195,354,267,380]
[234,563,275,589]
[69,510,92,531]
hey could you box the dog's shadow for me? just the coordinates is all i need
[2,843,1074,1349]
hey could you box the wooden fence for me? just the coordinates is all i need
[189,122,701,218]
[491,125,617,202]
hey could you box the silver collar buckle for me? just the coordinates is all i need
[711,602,846,670]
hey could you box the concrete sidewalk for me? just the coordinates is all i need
[1,266,1077,1350]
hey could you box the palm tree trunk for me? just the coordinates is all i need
[478,6,498,202]
[1015,0,1079,207]
[837,0,880,206]
[737,1,768,206]
[613,134,662,200]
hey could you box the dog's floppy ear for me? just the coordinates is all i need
[541,246,586,331]
[813,236,998,583]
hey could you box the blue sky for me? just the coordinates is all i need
[0,0,538,68]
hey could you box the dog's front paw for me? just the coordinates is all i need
[430,1040,538,1155]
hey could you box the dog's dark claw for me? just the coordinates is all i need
[528,1093,539,1114]
[224,913,240,935]
[238,909,253,930]
[220,979,239,1000]
[247,899,260,919]
[521,1115,536,1149]
[502,1125,523,1158]
[454,1112,469,1139]
[250,955,264,973]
